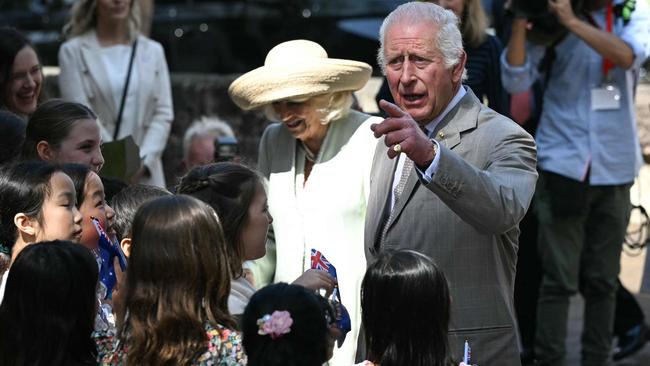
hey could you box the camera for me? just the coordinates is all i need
[214,135,239,162]
[510,0,585,45]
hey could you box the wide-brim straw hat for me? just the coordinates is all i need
[228,39,372,110]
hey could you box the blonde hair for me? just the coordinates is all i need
[460,0,488,48]
[262,91,354,126]
[63,0,141,41]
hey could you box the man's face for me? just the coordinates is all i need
[383,21,465,124]
[186,134,216,169]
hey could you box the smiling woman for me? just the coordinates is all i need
[228,39,381,365]
[0,27,43,118]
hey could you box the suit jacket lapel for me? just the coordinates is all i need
[79,32,117,116]
[368,138,399,246]
[385,88,481,230]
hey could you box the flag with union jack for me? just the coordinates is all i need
[92,217,128,299]
[310,249,351,347]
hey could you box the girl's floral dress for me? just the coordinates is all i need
[94,323,246,365]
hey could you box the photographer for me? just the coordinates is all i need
[182,116,239,171]
[501,0,650,365]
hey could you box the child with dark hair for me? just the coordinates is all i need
[0,161,82,301]
[95,195,245,365]
[178,162,336,318]
[360,249,460,366]
[0,240,98,366]
[111,184,171,257]
[242,282,337,366]
[0,110,26,166]
[61,163,122,331]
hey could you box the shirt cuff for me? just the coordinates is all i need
[416,139,441,184]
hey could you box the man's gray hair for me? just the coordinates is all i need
[377,2,465,75]
[182,116,235,161]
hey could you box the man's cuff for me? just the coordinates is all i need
[415,140,441,184]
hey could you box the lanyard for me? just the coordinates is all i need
[603,2,614,78]
[584,3,615,79]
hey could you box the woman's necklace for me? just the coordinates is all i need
[300,141,318,163]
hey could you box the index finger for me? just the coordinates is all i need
[379,99,407,118]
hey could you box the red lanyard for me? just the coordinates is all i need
[603,2,614,78]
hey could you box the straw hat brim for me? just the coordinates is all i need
[228,59,372,110]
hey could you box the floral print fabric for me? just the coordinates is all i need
[94,323,246,365]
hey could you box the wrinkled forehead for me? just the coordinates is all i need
[384,21,441,54]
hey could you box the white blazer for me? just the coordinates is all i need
[58,31,173,187]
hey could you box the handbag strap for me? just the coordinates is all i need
[113,39,138,141]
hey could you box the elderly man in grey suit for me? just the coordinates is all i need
[364,2,537,365]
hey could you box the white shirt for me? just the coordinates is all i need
[0,270,8,304]
[98,44,138,137]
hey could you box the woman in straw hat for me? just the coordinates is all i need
[229,39,381,365]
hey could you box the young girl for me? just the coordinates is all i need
[0,240,98,366]
[94,195,246,365]
[62,163,122,332]
[360,249,456,366]
[21,99,104,172]
[61,164,116,251]
[0,161,82,301]
[242,282,337,366]
[177,162,335,317]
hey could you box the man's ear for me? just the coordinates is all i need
[14,213,38,238]
[36,140,57,161]
[120,237,131,258]
[452,50,467,84]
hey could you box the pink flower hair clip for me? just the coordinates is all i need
[257,310,293,339]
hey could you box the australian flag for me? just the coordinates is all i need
[92,217,127,299]
[310,248,351,347]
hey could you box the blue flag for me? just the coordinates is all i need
[92,217,127,299]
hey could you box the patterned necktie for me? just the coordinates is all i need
[378,156,414,246]
[378,126,429,247]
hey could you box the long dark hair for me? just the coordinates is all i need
[362,249,452,366]
[60,163,92,209]
[0,27,34,109]
[0,161,62,251]
[177,162,262,277]
[123,195,235,365]
[21,99,97,160]
[0,240,99,366]
[242,283,331,366]
[0,110,26,166]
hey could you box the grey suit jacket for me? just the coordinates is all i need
[365,88,537,366]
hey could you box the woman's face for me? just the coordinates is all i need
[78,171,115,250]
[272,99,329,150]
[437,0,465,17]
[96,0,131,23]
[240,183,272,261]
[33,172,83,244]
[50,118,105,173]
[4,45,42,116]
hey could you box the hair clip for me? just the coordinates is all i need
[257,310,293,339]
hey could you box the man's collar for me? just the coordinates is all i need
[423,86,467,135]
